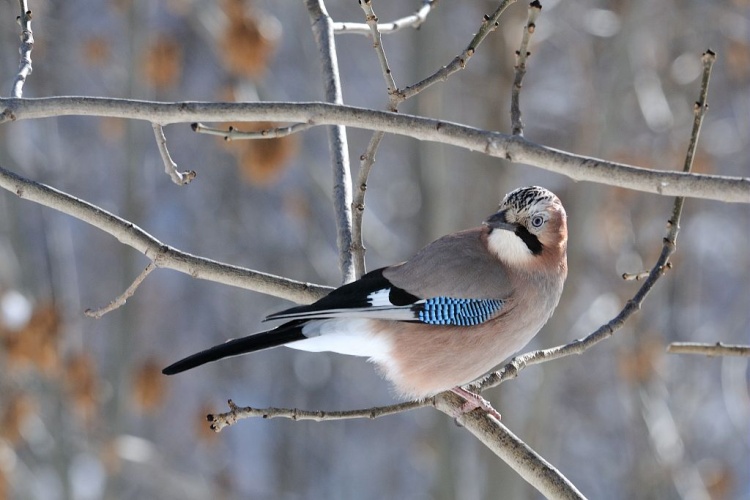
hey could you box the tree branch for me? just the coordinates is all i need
[397,0,516,102]
[192,121,313,140]
[207,398,429,430]
[1,97,746,203]
[667,342,750,357]
[85,263,156,318]
[349,0,400,277]
[11,0,33,98]
[152,123,196,185]
[352,131,384,277]
[306,0,356,284]
[434,393,587,499]
[207,390,585,499]
[0,164,332,304]
[360,0,399,111]
[333,0,436,36]
[511,1,541,136]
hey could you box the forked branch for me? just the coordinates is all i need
[0,165,332,304]
[397,0,516,102]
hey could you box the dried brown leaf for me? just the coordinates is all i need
[142,36,183,90]
[4,303,61,375]
[0,393,35,446]
[64,353,99,424]
[131,358,167,414]
[219,1,279,78]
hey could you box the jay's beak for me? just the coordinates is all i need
[483,210,517,232]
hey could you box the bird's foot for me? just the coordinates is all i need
[449,386,501,421]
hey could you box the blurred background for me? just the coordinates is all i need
[0,0,748,498]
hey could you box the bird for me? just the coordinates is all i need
[163,186,568,419]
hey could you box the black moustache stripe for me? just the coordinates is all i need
[514,225,543,255]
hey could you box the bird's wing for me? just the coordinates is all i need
[383,227,514,300]
[266,228,510,326]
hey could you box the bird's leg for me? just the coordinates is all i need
[449,386,502,421]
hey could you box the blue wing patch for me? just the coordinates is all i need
[415,297,503,326]
[264,267,505,326]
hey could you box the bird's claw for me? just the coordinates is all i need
[449,386,502,421]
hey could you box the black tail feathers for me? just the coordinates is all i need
[162,323,306,375]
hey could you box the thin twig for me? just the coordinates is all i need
[352,131,385,276]
[192,121,313,140]
[350,0,399,277]
[360,0,399,111]
[666,342,750,357]
[306,0,356,284]
[0,165,332,304]
[85,263,156,318]
[152,123,196,185]
[1,98,748,203]
[511,1,542,136]
[11,0,33,98]
[397,0,517,102]
[333,0,436,36]
[207,398,430,431]
[622,270,652,281]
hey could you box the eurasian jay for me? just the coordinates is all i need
[163,186,568,417]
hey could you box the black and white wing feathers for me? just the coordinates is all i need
[265,267,420,321]
[266,267,504,327]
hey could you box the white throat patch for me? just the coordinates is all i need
[487,228,535,266]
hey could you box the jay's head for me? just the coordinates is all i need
[483,186,567,268]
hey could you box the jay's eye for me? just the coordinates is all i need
[531,215,545,228]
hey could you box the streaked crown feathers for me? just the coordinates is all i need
[500,186,564,216]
